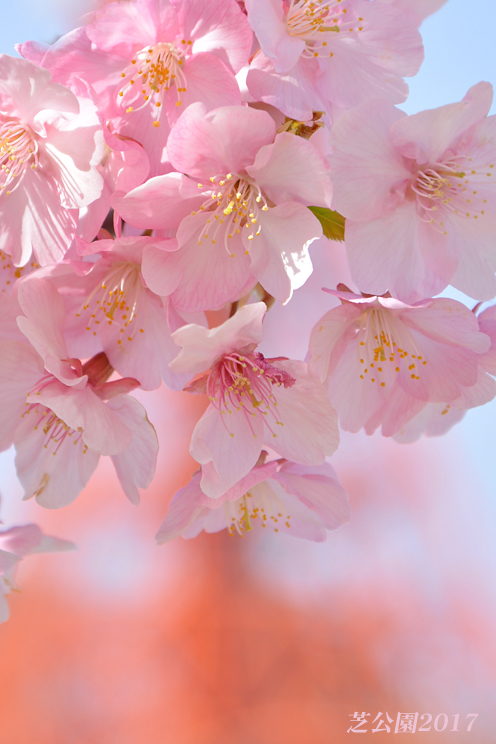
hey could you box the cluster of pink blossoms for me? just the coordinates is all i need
[1,0,495,619]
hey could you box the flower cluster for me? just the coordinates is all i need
[1,0,496,620]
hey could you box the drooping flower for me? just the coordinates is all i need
[0,55,104,268]
[329,83,496,302]
[38,235,204,391]
[0,522,75,623]
[0,279,158,507]
[170,302,339,498]
[308,288,495,436]
[156,455,351,542]
[245,0,424,120]
[113,103,330,310]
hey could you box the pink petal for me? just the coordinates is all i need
[246,203,320,303]
[245,0,304,73]
[14,413,100,508]
[274,462,351,530]
[329,99,410,221]
[29,381,133,456]
[141,243,183,297]
[107,395,158,505]
[246,53,323,121]
[0,339,44,452]
[266,360,340,463]
[166,53,241,128]
[111,174,202,230]
[309,304,360,383]
[402,298,491,353]
[0,524,43,557]
[170,302,267,374]
[86,0,158,56]
[155,473,206,543]
[168,102,276,179]
[191,404,264,498]
[16,278,81,387]
[169,218,253,312]
[246,132,332,207]
[179,0,253,73]
[0,172,78,267]
[345,202,449,303]
[0,55,79,123]
[390,82,494,164]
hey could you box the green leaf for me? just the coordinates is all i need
[308,206,345,242]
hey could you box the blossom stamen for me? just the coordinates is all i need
[119,42,189,118]
[410,156,491,233]
[226,487,292,536]
[286,0,361,58]
[75,261,144,342]
[356,308,425,385]
[205,351,295,434]
[0,118,39,194]
[194,174,269,254]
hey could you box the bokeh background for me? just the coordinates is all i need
[1,1,496,742]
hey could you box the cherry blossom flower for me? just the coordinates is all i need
[0,279,158,508]
[0,522,75,623]
[245,0,424,120]
[21,0,252,175]
[0,55,104,268]
[47,235,205,391]
[156,455,351,542]
[170,302,339,498]
[308,288,494,436]
[113,103,329,310]
[329,83,496,302]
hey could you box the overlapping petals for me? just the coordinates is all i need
[156,457,351,542]
[309,289,495,436]
[170,302,339,497]
[0,56,104,267]
[113,104,329,309]
[329,83,496,302]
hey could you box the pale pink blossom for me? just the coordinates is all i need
[0,55,104,268]
[113,103,329,310]
[245,0,423,120]
[170,302,339,498]
[329,83,496,302]
[308,289,494,436]
[21,0,252,175]
[156,456,351,542]
[0,279,158,508]
[46,235,205,391]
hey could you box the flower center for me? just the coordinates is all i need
[22,403,85,455]
[119,41,190,121]
[193,174,269,257]
[409,156,493,234]
[356,308,426,386]
[286,0,362,59]
[0,118,39,195]
[227,487,292,536]
[206,351,295,436]
[76,261,145,345]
